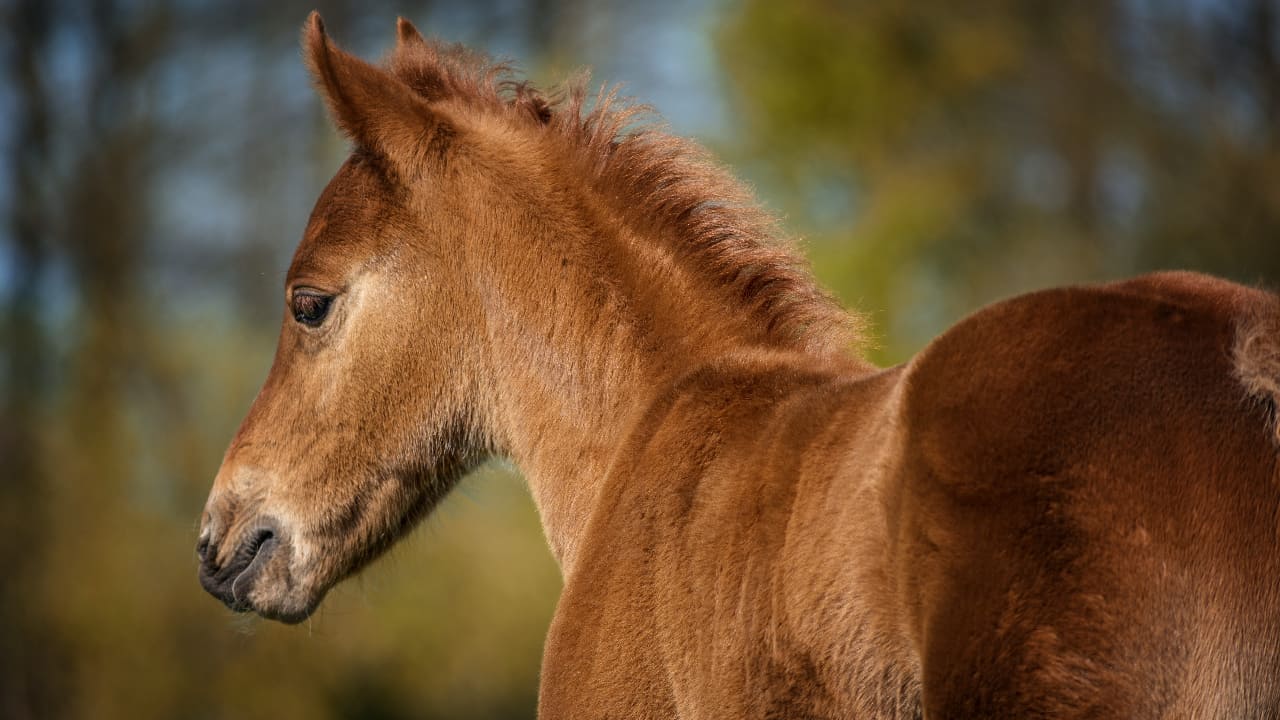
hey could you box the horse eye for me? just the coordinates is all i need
[291,291,333,327]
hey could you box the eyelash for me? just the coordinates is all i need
[291,291,334,327]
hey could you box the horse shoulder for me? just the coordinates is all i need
[543,351,898,718]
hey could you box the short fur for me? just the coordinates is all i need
[197,14,1280,718]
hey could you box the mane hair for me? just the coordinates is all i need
[385,38,866,357]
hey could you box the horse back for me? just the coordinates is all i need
[896,271,1280,717]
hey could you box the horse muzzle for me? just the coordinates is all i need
[196,509,318,623]
[197,518,278,602]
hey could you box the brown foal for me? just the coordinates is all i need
[197,13,1280,718]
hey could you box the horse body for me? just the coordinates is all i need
[196,14,1280,718]
[903,273,1280,717]
[544,272,1280,718]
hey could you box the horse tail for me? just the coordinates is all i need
[1234,293,1280,446]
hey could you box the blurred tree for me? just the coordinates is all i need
[719,0,1280,362]
[1,5,58,718]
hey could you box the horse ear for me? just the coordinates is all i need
[396,17,426,49]
[303,12,441,172]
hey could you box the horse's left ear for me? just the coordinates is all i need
[396,17,426,49]
[303,12,444,174]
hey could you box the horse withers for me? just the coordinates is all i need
[196,13,1280,718]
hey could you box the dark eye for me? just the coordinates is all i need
[291,291,333,327]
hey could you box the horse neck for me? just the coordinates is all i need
[472,202,741,572]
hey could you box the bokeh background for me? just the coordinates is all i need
[1,0,1277,718]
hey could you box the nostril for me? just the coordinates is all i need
[196,525,218,566]
[244,528,275,560]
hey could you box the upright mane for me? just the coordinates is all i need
[384,35,867,357]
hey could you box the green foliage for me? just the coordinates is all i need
[720,0,1280,363]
